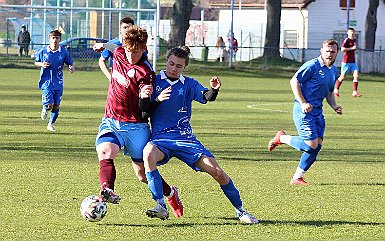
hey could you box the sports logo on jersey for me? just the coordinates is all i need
[112,70,130,88]
[318,70,325,77]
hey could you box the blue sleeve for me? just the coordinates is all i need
[101,49,112,60]
[294,61,316,84]
[34,49,44,63]
[65,51,74,65]
[192,79,208,104]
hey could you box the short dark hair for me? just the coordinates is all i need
[167,46,191,66]
[120,17,135,26]
[322,39,339,50]
[49,30,62,38]
[348,27,355,32]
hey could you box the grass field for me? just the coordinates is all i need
[0,66,384,240]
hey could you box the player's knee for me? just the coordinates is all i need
[96,143,118,159]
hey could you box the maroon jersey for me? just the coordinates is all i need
[104,47,155,123]
[342,38,356,63]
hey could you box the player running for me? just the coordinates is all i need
[268,39,343,186]
[334,28,362,97]
[34,30,75,132]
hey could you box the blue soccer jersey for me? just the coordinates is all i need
[100,37,121,61]
[35,46,74,90]
[294,56,338,108]
[150,70,208,138]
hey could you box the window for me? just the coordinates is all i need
[340,0,355,8]
[284,31,298,48]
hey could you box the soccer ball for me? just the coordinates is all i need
[80,195,108,222]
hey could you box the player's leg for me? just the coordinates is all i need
[352,66,361,96]
[194,156,259,224]
[25,46,29,56]
[19,47,23,56]
[290,111,324,185]
[143,143,170,220]
[335,63,348,96]
[95,118,124,204]
[47,90,63,131]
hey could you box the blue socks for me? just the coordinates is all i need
[299,144,322,171]
[49,108,59,124]
[146,169,165,205]
[289,136,312,152]
[220,178,243,210]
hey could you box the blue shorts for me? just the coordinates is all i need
[292,102,325,141]
[95,117,150,161]
[150,134,214,171]
[341,62,358,75]
[42,89,63,106]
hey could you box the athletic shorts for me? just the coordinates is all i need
[95,117,150,161]
[42,88,63,106]
[292,102,325,141]
[150,134,214,171]
[341,62,359,75]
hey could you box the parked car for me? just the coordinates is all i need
[59,37,109,58]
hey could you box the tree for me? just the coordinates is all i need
[168,0,193,47]
[364,0,380,51]
[262,0,281,59]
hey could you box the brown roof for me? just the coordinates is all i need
[205,0,314,8]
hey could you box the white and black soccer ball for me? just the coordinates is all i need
[80,195,107,222]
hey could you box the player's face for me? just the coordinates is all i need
[120,23,133,35]
[347,29,355,39]
[166,55,186,79]
[49,35,61,50]
[320,44,338,67]
[125,47,145,64]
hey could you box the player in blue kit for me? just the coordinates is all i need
[268,39,343,186]
[139,46,259,224]
[97,17,134,81]
[34,30,75,132]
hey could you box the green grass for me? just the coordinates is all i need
[0,67,384,241]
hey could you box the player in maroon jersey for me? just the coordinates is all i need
[334,28,362,97]
[95,26,183,217]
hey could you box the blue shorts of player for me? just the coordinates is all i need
[341,62,359,75]
[42,88,63,106]
[95,117,150,162]
[150,133,214,171]
[292,102,325,141]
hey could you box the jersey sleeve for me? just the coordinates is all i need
[65,50,74,65]
[294,61,316,84]
[192,78,208,104]
[34,49,44,63]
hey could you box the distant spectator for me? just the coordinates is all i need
[227,37,238,62]
[18,25,31,57]
[215,37,225,62]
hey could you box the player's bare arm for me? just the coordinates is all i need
[98,57,111,81]
[290,76,313,113]
[326,92,343,115]
[35,61,50,68]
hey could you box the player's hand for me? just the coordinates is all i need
[301,102,313,113]
[210,76,221,90]
[93,43,105,52]
[140,85,153,98]
[68,65,75,73]
[156,86,172,102]
[333,105,343,115]
[42,61,50,68]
